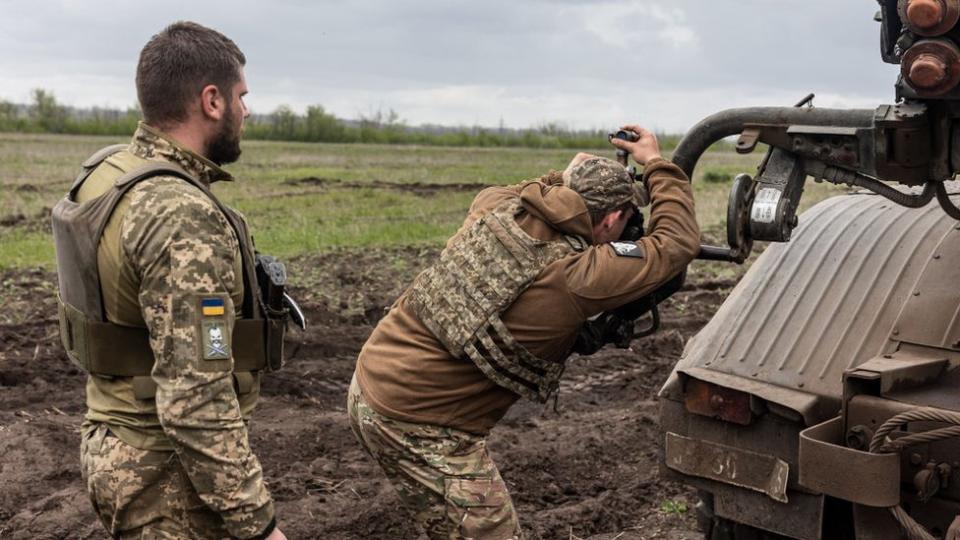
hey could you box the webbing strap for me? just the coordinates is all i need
[59,299,267,376]
[81,144,128,169]
[67,144,129,199]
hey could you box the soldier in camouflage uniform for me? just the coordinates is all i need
[52,22,285,540]
[349,125,700,538]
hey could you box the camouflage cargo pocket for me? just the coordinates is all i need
[443,477,519,540]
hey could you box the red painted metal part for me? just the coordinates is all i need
[902,38,960,96]
[899,0,960,36]
[684,377,753,426]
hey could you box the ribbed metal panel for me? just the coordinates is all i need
[676,187,959,411]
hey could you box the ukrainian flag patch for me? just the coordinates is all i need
[201,298,225,316]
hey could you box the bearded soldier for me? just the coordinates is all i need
[348,125,700,538]
[53,22,286,539]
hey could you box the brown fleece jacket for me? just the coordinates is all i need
[355,158,699,434]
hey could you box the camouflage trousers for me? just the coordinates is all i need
[80,423,231,539]
[347,375,522,540]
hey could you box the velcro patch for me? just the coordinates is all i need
[201,297,225,316]
[202,320,230,360]
[609,241,644,258]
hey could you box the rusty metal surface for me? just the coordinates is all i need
[682,377,753,425]
[665,432,790,503]
[659,399,804,485]
[659,399,823,539]
[679,367,826,426]
[898,0,960,36]
[669,188,960,425]
[798,416,901,507]
[902,38,960,96]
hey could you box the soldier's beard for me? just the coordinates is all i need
[207,106,242,165]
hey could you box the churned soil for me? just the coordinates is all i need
[0,249,733,539]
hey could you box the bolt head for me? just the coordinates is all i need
[908,0,946,29]
[709,394,725,409]
[909,54,949,88]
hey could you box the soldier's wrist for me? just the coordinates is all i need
[641,156,666,169]
[642,158,687,185]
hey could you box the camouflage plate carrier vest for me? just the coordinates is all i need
[407,198,585,402]
[51,144,284,381]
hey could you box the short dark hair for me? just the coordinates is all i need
[588,200,634,227]
[136,21,246,128]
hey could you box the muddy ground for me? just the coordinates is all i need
[0,248,735,539]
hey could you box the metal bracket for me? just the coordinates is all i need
[736,126,761,154]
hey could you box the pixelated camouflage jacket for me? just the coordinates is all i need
[80,123,274,537]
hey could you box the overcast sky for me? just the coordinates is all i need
[0,0,900,132]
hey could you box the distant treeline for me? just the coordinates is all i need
[0,89,682,150]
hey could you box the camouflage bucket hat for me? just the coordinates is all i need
[564,156,650,215]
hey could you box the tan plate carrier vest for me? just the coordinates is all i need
[51,144,284,382]
[407,198,584,403]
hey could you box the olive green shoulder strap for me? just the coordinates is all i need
[67,145,194,203]
[84,163,197,265]
[82,144,129,168]
[68,144,129,200]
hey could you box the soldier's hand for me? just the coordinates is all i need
[265,527,287,540]
[610,124,661,166]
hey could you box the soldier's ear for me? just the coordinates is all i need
[605,209,624,230]
[199,84,225,121]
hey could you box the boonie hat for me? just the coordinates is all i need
[565,156,649,215]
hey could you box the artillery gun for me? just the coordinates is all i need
[658,1,960,538]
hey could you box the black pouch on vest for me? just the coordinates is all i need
[255,254,289,371]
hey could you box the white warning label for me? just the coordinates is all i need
[751,188,781,224]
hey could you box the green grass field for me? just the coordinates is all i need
[0,133,849,270]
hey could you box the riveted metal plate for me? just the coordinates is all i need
[665,432,789,503]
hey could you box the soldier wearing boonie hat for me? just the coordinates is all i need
[348,124,700,539]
